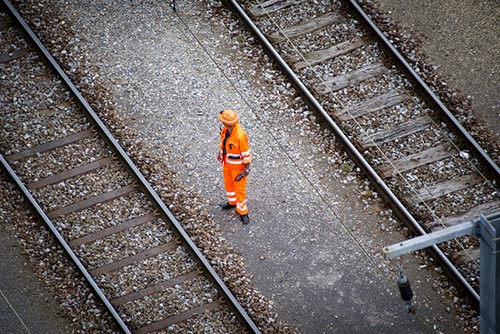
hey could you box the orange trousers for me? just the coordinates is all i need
[223,166,248,215]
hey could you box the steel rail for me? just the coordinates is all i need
[0,154,133,334]
[222,0,480,308]
[342,0,500,185]
[1,1,261,332]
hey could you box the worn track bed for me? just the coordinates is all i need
[0,2,260,333]
[228,0,500,305]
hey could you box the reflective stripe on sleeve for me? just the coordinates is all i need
[241,149,251,163]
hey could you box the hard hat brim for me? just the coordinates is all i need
[218,111,239,126]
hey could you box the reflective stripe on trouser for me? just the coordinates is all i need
[223,166,248,215]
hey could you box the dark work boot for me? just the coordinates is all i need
[220,203,236,210]
[240,214,250,225]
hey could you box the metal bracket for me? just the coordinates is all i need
[383,220,479,259]
[383,212,500,334]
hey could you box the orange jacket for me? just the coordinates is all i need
[219,123,251,167]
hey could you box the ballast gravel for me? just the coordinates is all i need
[2,0,496,333]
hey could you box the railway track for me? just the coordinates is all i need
[223,0,500,307]
[0,1,261,333]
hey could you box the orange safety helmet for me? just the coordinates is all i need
[218,109,239,126]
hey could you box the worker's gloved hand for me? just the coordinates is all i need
[235,169,249,181]
[217,153,223,165]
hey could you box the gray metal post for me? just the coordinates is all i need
[479,214,500,334]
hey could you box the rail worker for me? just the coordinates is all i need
[217,109,251,225]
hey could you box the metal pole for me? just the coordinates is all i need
[384,212,500,334]
[479,214,500,334]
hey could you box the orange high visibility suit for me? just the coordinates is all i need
[219,123,251,215]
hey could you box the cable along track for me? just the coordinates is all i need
[0,1,260,333]
[226,0,500,306]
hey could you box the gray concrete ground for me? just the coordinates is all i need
[2,0,496,333]
[0,224,74,334]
